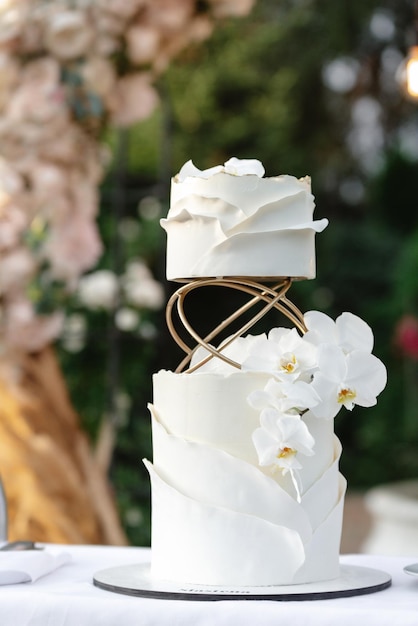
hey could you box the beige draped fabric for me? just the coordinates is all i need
[0,347,127,545]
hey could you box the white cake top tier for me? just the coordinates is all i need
[161,157,328,282]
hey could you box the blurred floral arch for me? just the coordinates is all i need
[0,0,255,544]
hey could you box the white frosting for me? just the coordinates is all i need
[145,369,346,585]
[162,160,328,281]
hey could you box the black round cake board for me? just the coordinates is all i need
[93,562,391,602]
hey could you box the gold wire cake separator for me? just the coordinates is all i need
[166,277,307,373]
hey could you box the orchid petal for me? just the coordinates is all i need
[336,312,374,353]
[304,311,337,345]
[317,344,348,382]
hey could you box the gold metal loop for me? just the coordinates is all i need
[166,277,307,373]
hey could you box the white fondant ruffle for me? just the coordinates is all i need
[144,460,306,586]
[293,474,347,584]
[150,405,312,543]
[164,171,327,280]
[147,405,346,586]
[170,172,313,216]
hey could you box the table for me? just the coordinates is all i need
[1,545,418,626]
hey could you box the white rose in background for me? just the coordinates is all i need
[122,259,165,310]
[77,270,119,311]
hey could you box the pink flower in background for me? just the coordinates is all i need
[109,73,159,127]
[44,216,103,283]
[126,24,160,65]
[0,248,35,294]
[145,0,195,33]
[7,57,67,124]
[3,296,64,353]
[394,315,418,360]
[97,0,146,21]
[81,56,117,99]
[0,202,27,250]
[0,52,19,111]
[44,10,94,60]
[0,0,255,355]
[209,0,256,17]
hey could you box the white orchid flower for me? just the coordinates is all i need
[248,376,320,414]
[243,327,317,382]
[252,409,315,501]
[304,310,374,354]
[310,344,387,419]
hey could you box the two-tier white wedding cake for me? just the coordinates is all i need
[144,158,387,587]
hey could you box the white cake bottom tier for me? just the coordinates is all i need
[146,370,346,587]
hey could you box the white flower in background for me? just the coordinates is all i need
[77,269,118,310]
[114,307,140,332]
[310,344,387,419]
[304,310,374,354]
[252,410,315,500]
[61,313,87,352]
[125,275,163,309]
[243,327,317,382]
[122,259,164,310]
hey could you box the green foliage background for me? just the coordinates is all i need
[58,0,418,545]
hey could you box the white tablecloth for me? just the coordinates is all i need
[1,545,418,626]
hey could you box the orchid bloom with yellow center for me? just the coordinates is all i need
[243,327,317,383]
[280,353,297,373]
[337,387,356,404]
[310,344,386,418]
[252,409,315,501]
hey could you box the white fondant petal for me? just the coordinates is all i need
[301,436,342,529]
[223,157,265,177]
[167,195,247,233]
[176,160,223,182]
[145,459,307,586]
[293,474,347,584]
[195,230,316,279]
[150,406,312,543]
[226,192,316,236]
